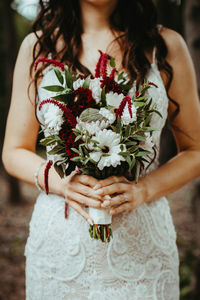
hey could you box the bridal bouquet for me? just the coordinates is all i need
[35,51,161,242]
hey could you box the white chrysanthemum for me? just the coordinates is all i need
[121,103,137,125]
[106,92,124,108]
[73,78,84,90]
[89,129,126,170]
[140,132,154,152]
[76,119,109,136]
[99,108,116,124]
[89,77,102,104]
[128,85,136,99]
[42,103,64,134]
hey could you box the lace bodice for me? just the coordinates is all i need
[25,49,179,300]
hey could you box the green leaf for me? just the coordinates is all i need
[126,141,137,146]
[54,69,64,85]
[51,94,70,102]
[71,156,81,162]
[82,75,91,89]
[110,57,116,68]
[48,145,64,155]
[134,101,146,107]
[130,156,136,170]
[133,135,146,141]
[142,126,157,132]
[136,151,151,157]
[43,85,65,92]
[75,135,82,142]
[54,163,64,178]
[71,148,80,154]
[65,66,73,89]
[118,71,124,81]
[101,86,106,106]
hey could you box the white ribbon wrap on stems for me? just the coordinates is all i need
[88,207,112,224]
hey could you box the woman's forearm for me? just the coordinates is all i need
[2,148,64,197]
[141,149,200,202]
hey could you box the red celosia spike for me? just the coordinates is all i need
[44,160,53,195]
[109,68,116,80]
[149,81,158,88]
[34,58,65,72]
[101,53,109,80]
[127,97,133,118]
[136,90,140,98]
[39,99,76,128]
[95,50,103,78]
[116,96,132,118]
[65,202,68,219]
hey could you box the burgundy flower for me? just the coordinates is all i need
[44,160,53,195]
[95,50,103,78]
[34,58,65,72]
[100,77,123,94]
[116,96,133,118]
[71,87,96,116]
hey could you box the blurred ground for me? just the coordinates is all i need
[0,173,199,300]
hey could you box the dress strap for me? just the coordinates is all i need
[152,46,157,66]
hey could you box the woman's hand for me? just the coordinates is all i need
[62,172,108,224]
[93,176,147,216]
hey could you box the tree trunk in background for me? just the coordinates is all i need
[1,0,22,203]
[184,1,200,298]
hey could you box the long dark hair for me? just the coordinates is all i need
[30,0,179,123]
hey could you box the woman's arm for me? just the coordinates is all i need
[2,33,102,223]
[92,28,200,215]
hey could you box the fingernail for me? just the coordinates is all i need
[94,189,103,195]
[93,184,102,190]
[109,209,114,215]
[101,200,110,207]
[103,195,111,200]
[87,219,94,226]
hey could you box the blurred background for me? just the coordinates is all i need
[0,0,200,299]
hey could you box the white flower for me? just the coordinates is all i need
[89,78,102,104]
[76,119,109,136]
[140,132,154,152]
[106,92,124,108]
[121,103,137,125]
[128,85,136,99]
[42,103,64,134]
[73,77,102,104]
[99,108,116,124]
[73,78,84,90]
[89,129,126,170]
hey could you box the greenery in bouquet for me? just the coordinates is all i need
[35,51,162,242]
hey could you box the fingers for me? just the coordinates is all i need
[93,176,127,190]
[76,174,99,188]
[74,183,104,202]
[65,198,94,225]
[109,202,131,215]
[66,190,102,208]
[94,183,128,197]
[101,193,129,208]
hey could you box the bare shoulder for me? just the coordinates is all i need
[159,27,189,64]
[18,30,42,59]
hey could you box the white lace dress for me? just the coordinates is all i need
[24,49,180,300]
